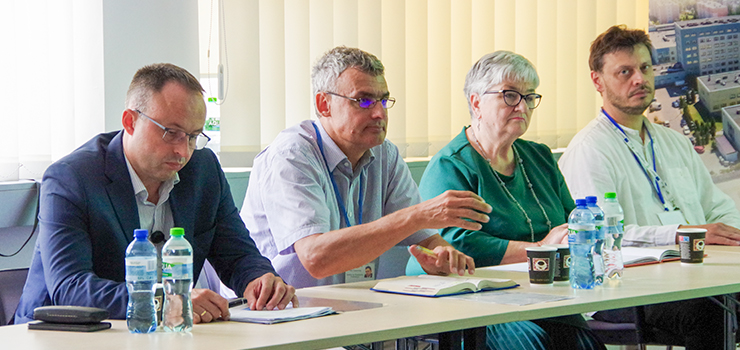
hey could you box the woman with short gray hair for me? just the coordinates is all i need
[409,51,605,350]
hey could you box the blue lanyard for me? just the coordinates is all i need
[602,109,668,211]
[312,122,364,227]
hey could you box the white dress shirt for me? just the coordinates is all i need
[559,111,740,246]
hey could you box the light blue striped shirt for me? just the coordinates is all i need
[242,120,434,288]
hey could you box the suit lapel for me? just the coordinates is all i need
[170,177,195,245]
[104,131,139,243]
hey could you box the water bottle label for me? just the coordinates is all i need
[594,219,604,231]
[126,257,157,282]
[162,256,193,279]
[568,229,596,243]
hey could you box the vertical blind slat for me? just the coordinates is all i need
[216,0,650,165]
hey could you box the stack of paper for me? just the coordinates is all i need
[229,306,336,324]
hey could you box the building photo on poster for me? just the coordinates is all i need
[650,0,740,210]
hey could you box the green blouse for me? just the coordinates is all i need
[418,127,575,268]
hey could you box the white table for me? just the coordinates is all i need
[2,245,739,350]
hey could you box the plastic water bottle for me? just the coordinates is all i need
[162,227,193,332]
[585,196,605,285]
[125,229,158,333]
[568,199,596,289]
[602,192,625,279]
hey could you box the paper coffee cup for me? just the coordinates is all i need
[526,246,557,284]
[543,244,570,281]
[677,228,706,264]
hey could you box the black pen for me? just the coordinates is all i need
[228,298,248,308]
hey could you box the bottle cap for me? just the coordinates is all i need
[575,198,587,207]
[585,196,597,204]
[605,192,617,199]
[170,227,185,237]
[134,229,149,239]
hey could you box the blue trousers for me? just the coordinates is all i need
[487,318,605,350]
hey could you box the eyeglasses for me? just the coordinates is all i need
[326,92,396,109]
[483,90,542,109]
[134,109,211,150]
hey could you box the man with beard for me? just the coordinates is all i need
[559,25,740,350]
[242,46,492,289]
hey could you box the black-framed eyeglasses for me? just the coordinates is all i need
[134,109,211,150]
[326,92,396,109]
[483,90,542,109]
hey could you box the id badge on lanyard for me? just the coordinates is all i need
[602,110,683,217]
[345,261,377,282]
[313,122,375,282]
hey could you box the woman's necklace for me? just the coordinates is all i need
[470,127,552,242]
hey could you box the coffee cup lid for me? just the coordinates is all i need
[676,228,707,234]
[526,246,557,252]
[542,244,569,249]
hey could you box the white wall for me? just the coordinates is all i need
[1,0,203,269]
[103,0,201,131]
[0,181,38,270]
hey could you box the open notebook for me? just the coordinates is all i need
[622,246,680,267]
[371,275,518,297]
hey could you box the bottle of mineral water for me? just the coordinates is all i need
[602,192,625,279]
[568,199,596,289]
[162,227,193,332]
[585,196,605,285]
[125,229,158,333]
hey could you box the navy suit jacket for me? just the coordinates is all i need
[15,131,276,323]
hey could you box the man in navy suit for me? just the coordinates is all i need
[15,63,296,324]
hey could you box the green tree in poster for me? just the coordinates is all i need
[680,96,689,119]
[685,88,696,105]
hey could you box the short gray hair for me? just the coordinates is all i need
[311,46,384,116]
[125,63,204,112]
[464,51,539,116]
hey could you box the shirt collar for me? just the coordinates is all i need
[598,110,653,143]
[124,153,180,205]
[314,121,376,174]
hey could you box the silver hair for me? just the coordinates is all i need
[311,46,384,117]
[463,51,539,116]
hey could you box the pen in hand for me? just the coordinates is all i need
[228,298,248,308]
[415,245,438,258]
[412,245,473,276]
[229,298,297,310]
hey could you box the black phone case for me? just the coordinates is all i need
[33,306,109,324]
[28,321,112,332]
